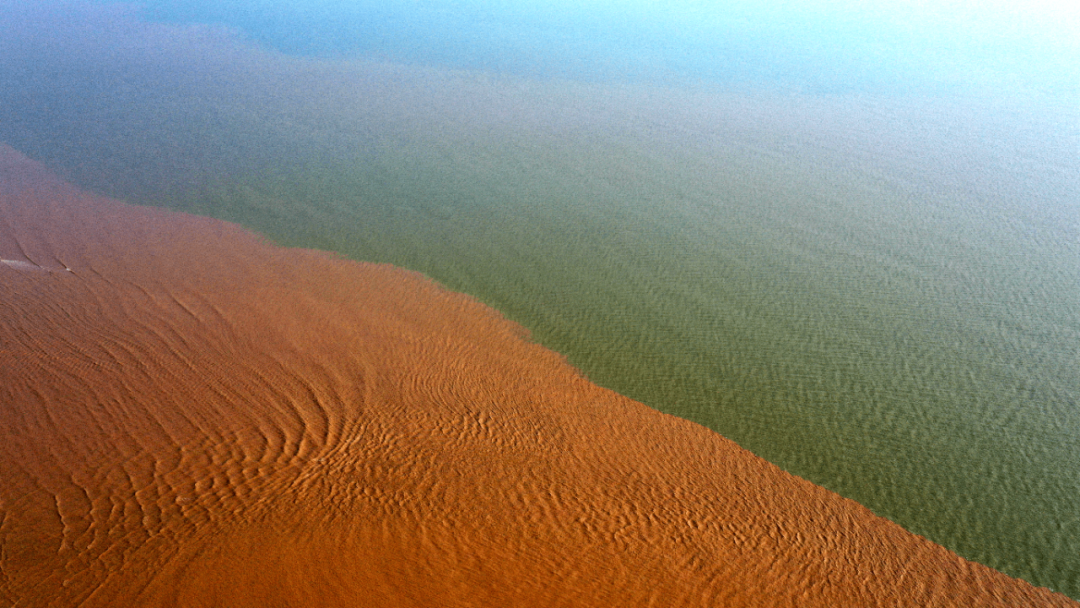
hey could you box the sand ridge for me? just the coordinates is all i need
[1,142,1074,606]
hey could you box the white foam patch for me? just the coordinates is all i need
[1,258,42,271]
[1,259,72,272]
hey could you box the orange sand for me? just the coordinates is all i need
[0,143,1074,607]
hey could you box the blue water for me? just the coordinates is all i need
[125,0,1080,94]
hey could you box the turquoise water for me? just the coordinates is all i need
[2,1,1078,598]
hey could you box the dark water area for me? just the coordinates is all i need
[2,0,1079,599]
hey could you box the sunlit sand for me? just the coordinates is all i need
[2,144,1074,606]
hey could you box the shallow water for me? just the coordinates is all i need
[2,0,1078,598]
[4,145,1072,606]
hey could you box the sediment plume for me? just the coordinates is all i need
[1,142,1074,607]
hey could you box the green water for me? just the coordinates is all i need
[158,79,1079,594]
[4,56,1078,596]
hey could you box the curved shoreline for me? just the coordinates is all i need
[1,143,1075,606]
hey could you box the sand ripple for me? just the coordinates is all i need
[1,142,1074,606]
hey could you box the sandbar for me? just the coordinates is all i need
[0,143,1073,606]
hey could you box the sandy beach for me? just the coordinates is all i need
[1,142,1074,606]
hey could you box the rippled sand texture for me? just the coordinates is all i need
[4,7,1078,594]
[2,144,1074,607]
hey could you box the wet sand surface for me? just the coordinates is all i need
[1,142,1074,607]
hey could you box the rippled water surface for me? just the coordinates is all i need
[2,0,1078,598]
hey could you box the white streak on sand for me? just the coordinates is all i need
[1,259,72,272]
